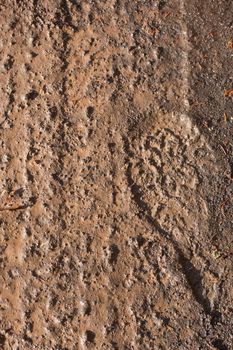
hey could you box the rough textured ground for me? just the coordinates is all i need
[0,1,232,349]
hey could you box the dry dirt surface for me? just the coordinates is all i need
[0,1,233,349]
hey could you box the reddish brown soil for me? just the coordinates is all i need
[0,1,232,349]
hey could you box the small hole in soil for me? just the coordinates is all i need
[86,330,96,344]
[88,12,94,24]
[211,310,222,326]
[0,334,6,346]
[14,187,24,197]
[137,235,146,248]
[23,334,33,344]
[108,142,116,155]
[49,106,58,119]
[87,106,94,120]
[27,169,34,182]
[212,339,228,350]
[26,90,39,101]
[4,55,14,70]
[26,227,32,237]
[157,46,164,59]
[52,173,64,186]
[29,196,37,205]
[109,244,120,265]
[84,301,92,316]
[158,0,166,10]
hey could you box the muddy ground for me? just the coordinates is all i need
[0,0,232,349]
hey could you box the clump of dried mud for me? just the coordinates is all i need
[0,1,232,349]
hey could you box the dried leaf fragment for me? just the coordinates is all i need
[226,40,233,49]
[224,89,233,97]
[224,113,229,122]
